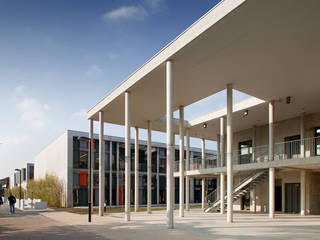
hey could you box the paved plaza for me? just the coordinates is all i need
[1,205,320,239]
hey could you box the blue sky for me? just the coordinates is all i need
[0,0,251,178]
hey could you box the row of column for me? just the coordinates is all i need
[90,60,308,228]
[89,61,235,228]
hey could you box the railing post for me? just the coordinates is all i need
[300,113,305,158]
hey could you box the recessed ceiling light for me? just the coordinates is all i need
[203,123,207,128]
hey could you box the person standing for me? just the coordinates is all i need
[8,193,16,214]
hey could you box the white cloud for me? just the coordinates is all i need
[102,6,148,21]
[107,52,118,60]
[86,65,102,77]
[14,84,24,94]
[17,97,50,128]
[72,108,87,119]
[145,0,165,11]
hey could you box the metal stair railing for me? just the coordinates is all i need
[205,169,268,212]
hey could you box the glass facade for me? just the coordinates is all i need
[72,136,212,207]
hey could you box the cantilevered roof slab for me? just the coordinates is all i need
[88,0,320,136]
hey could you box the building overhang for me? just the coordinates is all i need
[88,0,320,140]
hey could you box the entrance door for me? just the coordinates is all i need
[241,192,250,210]
[285,183,300,213]
[275,186,282,211]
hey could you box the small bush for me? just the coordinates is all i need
[27,174,63,207]
[4,186,26,199]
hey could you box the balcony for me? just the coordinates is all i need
[174,136,320,173]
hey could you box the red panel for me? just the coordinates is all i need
[119,186,123,205]
[79,172,88,186]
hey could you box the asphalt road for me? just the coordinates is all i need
[0,204,106,240]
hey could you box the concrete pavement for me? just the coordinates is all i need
[1,204,320,239]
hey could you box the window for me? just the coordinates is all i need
[152,148,157,173]
[112,142,117,171]
[22,168,26,181]
[239,140,252,164]
[29,166,34,180]
[315,128,320,156]
[159,148,166,173]
[139,145,147,172]
[119,143,125,171]
[79,151,88,169]
[105,141,110,170]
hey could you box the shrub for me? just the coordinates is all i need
[4,186,26,199]
[27,174,63,208]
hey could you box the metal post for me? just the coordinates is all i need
[109,141,112,207]
[135,127,139,212]
[88,119,93,222]
[300,113,305,158]
[19,171,22,208]
[166,60,174,229]
[147,120,152,214]
[179,106,185,217]
[125,92,131,221]
[226,84,233,223]
[99,111,105,216]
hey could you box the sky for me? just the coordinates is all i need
[0,0,251,179]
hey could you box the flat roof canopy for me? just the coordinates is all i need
[88,0,320,140]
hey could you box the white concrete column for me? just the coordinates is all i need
[226,84,233,223]
[220,173,225,214]
[109,142,112,207]
[220,117,225,167]
[156,148,160,205]
[134,127,139,212]
[300,113,305,158]
[99,111,105,216]
[201,138,206,210]
[186,128,190,211]
[252,125,256,162]
[217,135,221,167]
[301,170,306,216]
[251,188,256,213]
[125,92,131,221]
[116,142,119,205]
[173,134,175,207]
[179,106,185,217]
[166,60,174,229]
[269,101,275,219]
[269,167,275,218]
[147,120,152,214]
[89,119,94,212]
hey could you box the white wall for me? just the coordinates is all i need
[34,131,69,207]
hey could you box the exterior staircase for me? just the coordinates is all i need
[205,169,269,213]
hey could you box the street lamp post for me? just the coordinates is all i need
[78,136,92,222]
[14,168,22,208]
